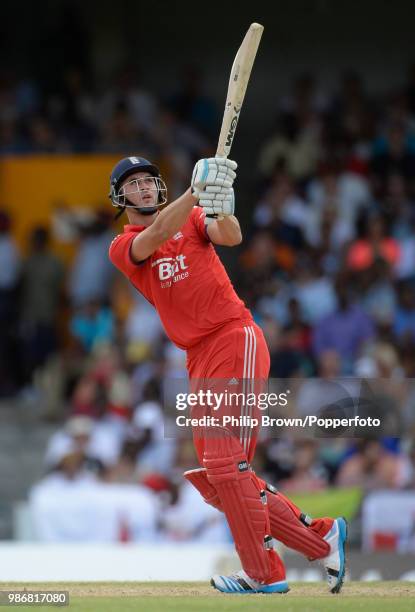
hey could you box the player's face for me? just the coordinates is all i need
[121,172,159,208]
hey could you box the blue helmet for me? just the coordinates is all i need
[109,156,167,217]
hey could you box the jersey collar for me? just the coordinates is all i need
[124,224,146,232]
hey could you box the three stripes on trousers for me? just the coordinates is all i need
[240,325,257,454]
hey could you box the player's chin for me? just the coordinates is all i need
[136,205,159,218]
[142,202,159,213]
[140,197,158,209]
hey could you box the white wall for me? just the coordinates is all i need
[0,543,236,581]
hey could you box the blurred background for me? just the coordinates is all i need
[1,0,415,581]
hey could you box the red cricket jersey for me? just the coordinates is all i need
[109,207,252,350]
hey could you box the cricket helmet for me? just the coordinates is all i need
[109,156,168,218]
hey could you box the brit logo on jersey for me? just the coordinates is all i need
[152,254,189,287]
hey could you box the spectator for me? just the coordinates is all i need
[99,104,152,154]
[238,231,284,312]
[167,65,218,139]
[25,116,60,153]
[295,349,361,418]
[312,277,375,371]
[252,172,306,251]
[129,378,176,476]
[262,316,304,378]
[19,226,65,384]
[336,439,411,490]
[68,210,114,307]
[70,301,114,353]
[257,110,321,182]
[254,172,309,236]
[371,122,415,180]
[71,375,103,418]
[44,416,95,471]
[306,163,370,244]
[53,67,97,152]
[0,118,26,154]
[86,371,133,467]
[0,210,20,395]
[346,213,401,272]
[380,174,414,239]
[97,65,158,139]
[329,72,373,147]
[360,258,397,325]
[393,282,415,342]
[285,297,312,353]
[124,291,163,356]
[279,440,329,493]
[291,258,337,324]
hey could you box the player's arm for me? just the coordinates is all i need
[199,176,241,246]
[131,158,237,262]
[131,188,197,262]
[206,215,242,246]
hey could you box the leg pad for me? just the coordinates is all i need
[202,427,285,584]
[185,465,329,560]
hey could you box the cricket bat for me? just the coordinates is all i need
[207,22,264,220]
[217,22,264,157]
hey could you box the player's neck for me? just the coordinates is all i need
[126,210,158,227]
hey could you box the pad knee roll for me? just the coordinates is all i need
[183,468,222,509]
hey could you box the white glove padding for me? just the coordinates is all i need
[199,186,235,217]
[191,157,237,197]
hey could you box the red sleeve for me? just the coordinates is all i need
[109,231,143,277]
[190,206,210,242]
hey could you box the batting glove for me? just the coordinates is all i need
[191,157,237,198]
[199,186,235,218]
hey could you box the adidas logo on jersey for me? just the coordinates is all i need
[228,377,239,385]
[173,231,183,240]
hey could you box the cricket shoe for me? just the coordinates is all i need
[322,516,348,593]
[210,569,289,594]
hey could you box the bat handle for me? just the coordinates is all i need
[215,146,228,158]
[205,149,228,222]
[205,214,225,225]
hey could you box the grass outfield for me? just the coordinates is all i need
[1,582,415,611]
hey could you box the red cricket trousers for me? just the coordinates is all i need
[186,319,269,464]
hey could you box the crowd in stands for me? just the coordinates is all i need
[0,66,215,198]
[2,64,415,543]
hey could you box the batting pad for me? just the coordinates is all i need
[184,467,330,560]
[202,427,285,584]
[255,476,330,560]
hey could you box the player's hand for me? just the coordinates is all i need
[191,157,237,198]
[199,187,235,218]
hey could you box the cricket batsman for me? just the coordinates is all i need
[108,155,347,594]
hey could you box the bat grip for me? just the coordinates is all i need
[205,213,225,225]
[205,149,227,222]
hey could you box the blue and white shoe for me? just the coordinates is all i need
[210,569,289,594]
[322,517,348,593]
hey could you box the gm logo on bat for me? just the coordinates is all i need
[225,106,241,148]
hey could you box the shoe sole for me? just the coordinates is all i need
[210,578,290,595]
[330,516,348,594]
